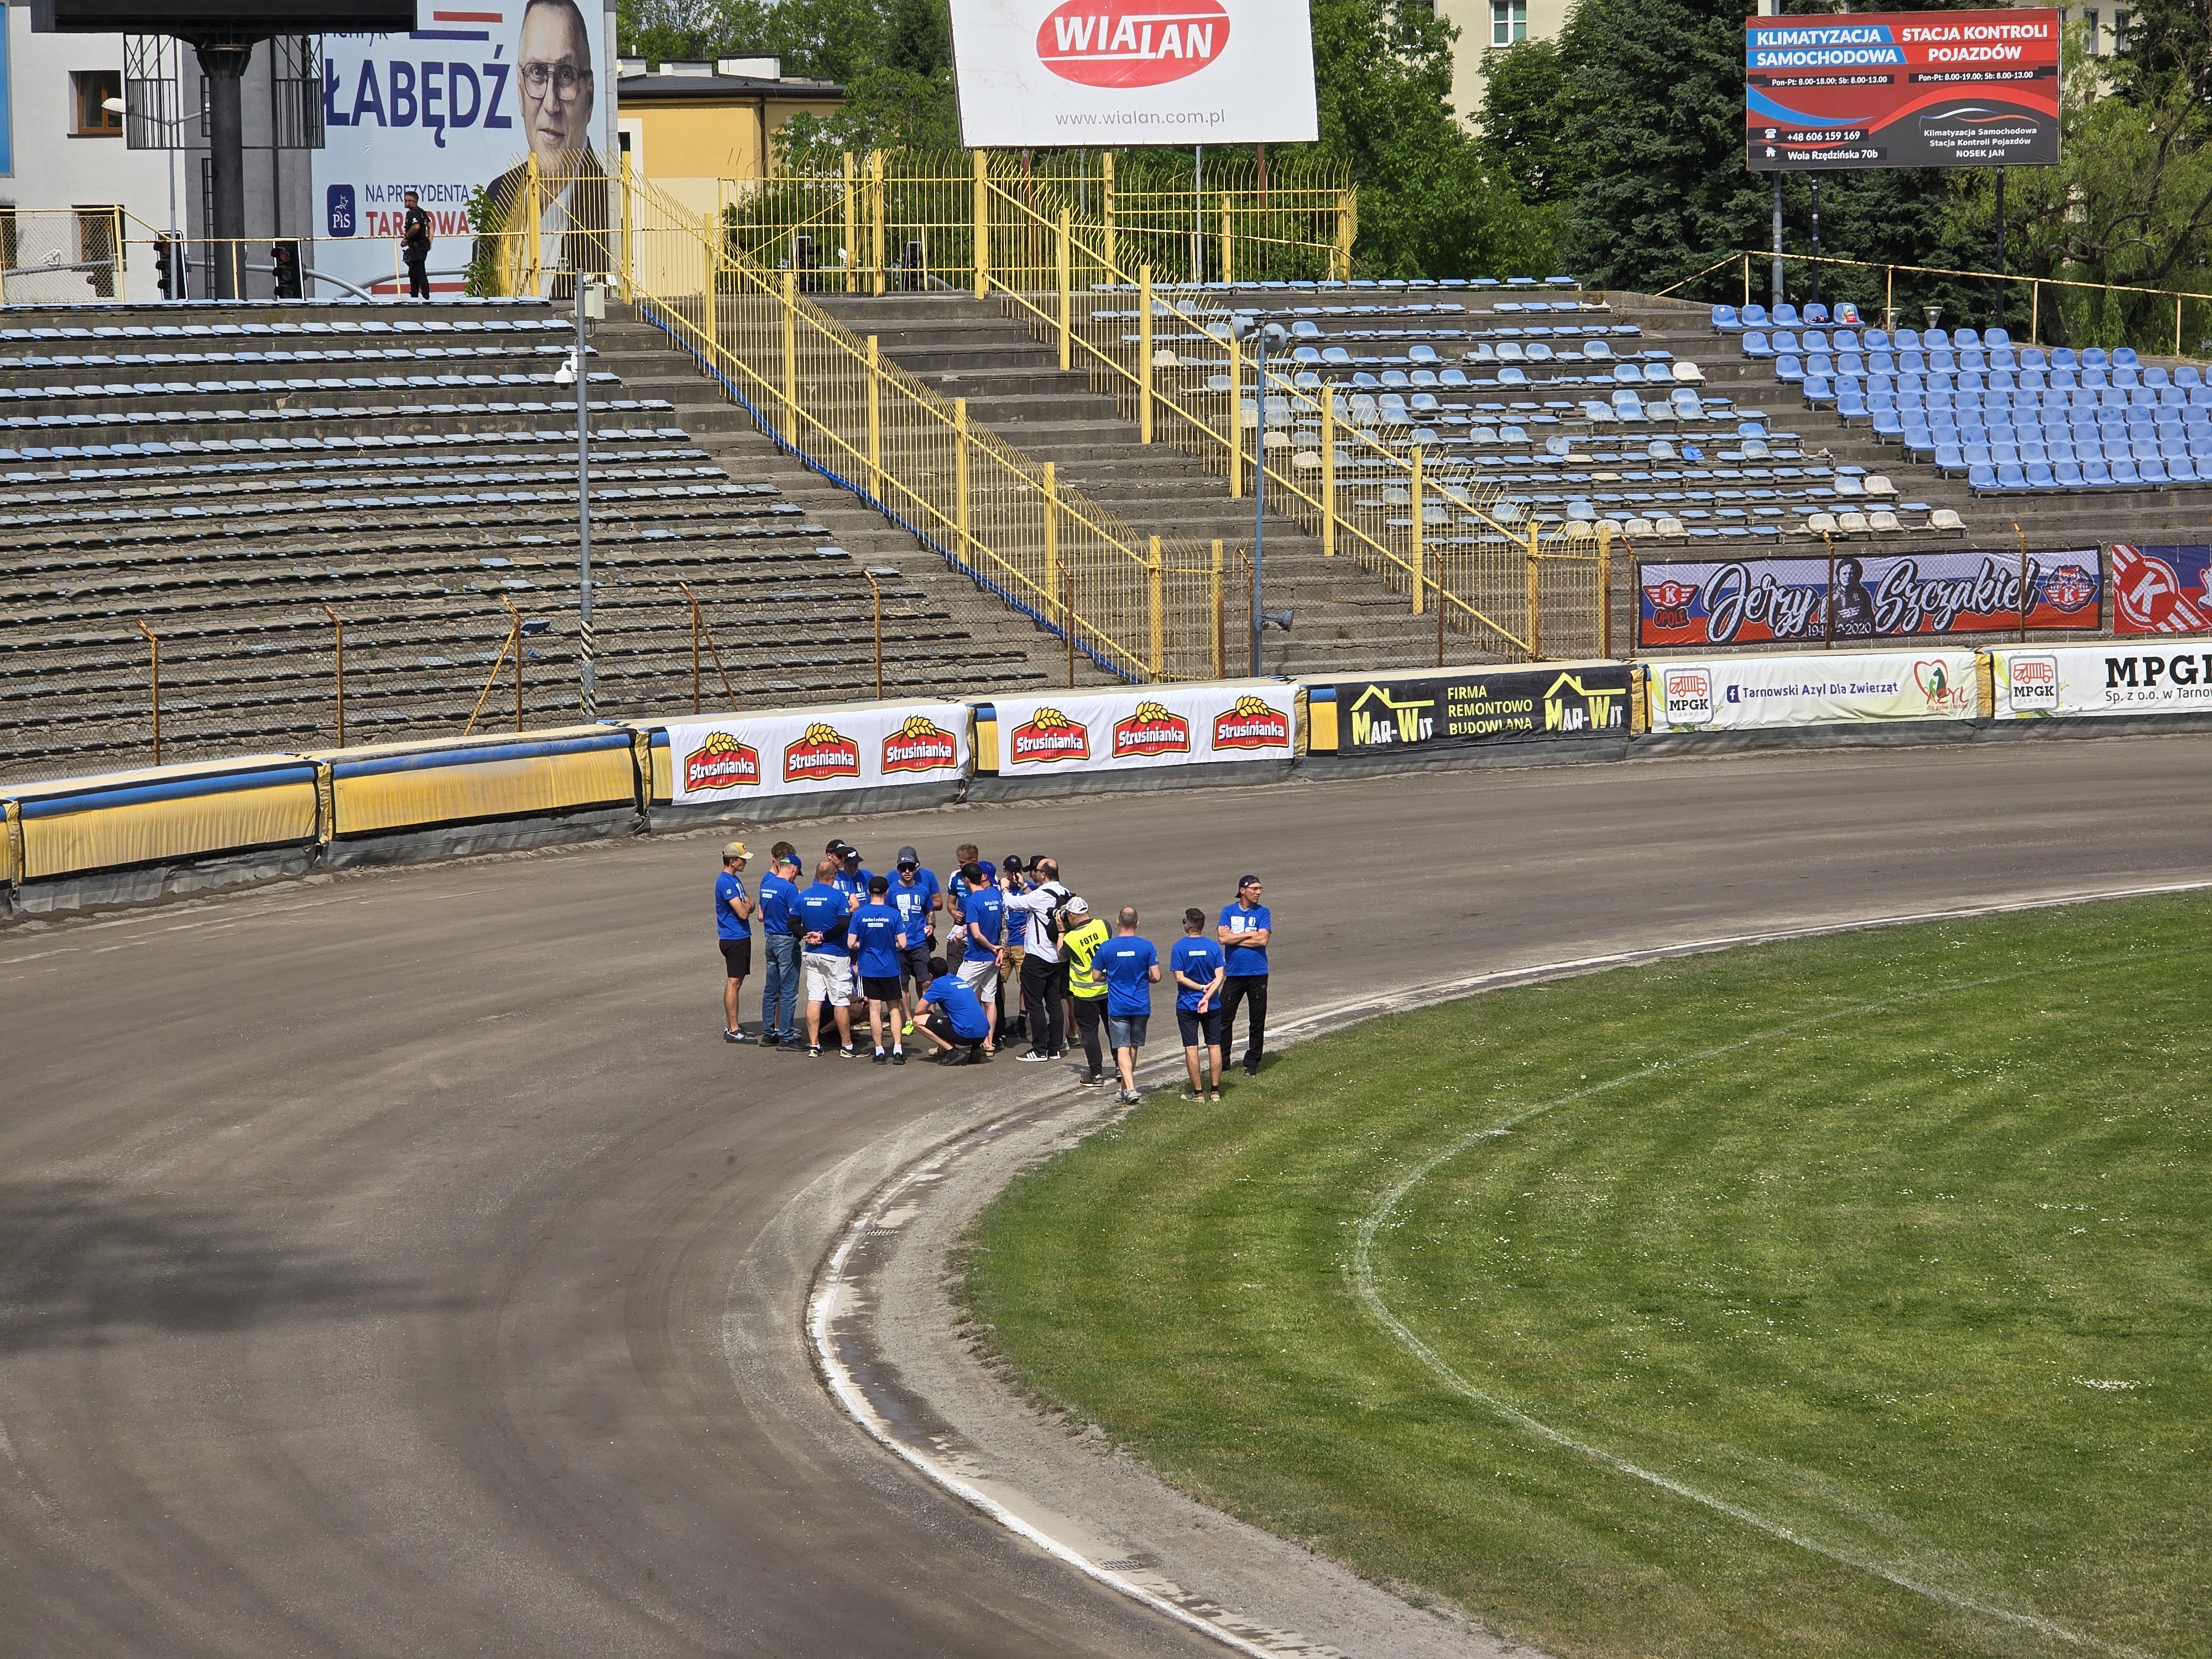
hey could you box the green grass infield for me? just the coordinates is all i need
[962,898,2211,1659]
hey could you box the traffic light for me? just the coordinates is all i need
[155,235,186,301]
[271,240,302,300]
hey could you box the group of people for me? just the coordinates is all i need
[712,838,1272,1104]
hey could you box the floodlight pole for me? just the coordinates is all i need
[197,43,251,300]
[1808,173,1822,309]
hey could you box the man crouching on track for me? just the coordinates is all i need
[912,956,992,1064]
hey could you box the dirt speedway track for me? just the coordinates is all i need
[4,737,2209,1657]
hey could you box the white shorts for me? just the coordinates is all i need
[957,953,999,1003]
[804,953,853,1007]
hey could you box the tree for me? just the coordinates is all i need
[2115,0,2212,103]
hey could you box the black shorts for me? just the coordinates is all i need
[899,943,932,987]
[1176,1006,1222,1047]
[860,975,903,1003]
[721,938,752,978]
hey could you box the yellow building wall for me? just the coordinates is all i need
[626,97,848,182]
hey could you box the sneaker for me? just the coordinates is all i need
[1243,1062,1260,1077]
[892,1048,906,1065]
[724,1028,748,1044]
[1180,1091,1203,1102]
[901,1019,916,1036]
[1077,1074,1104,1088]
[1018,1052,1055,1063]
[1046,1050,1064,1060]
[872,1048,888,1065]
[780,1037,805,1052]
[1118,1089,1140,1104]
[1208,1089,1222,1103]
[960,1046,989,1065]
[841,1046,859,1060]
[808,1046,822,1058]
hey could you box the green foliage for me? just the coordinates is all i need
[2115,0,2212,103]
[462,182,505,298]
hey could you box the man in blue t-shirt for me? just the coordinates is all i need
[913,956,992,1063]
[942,842,980,969]
[830,840,874,911]
[1170,906,1227,1102]
[1217,874,1272,1077]
[713,842,755,1044]
[1089,905,1161,1104]
[792,858,858,1057]
[887,846,942,1030]
[757,848,802,1048]
[955,860,1008,1051]
[849,874,910,1065]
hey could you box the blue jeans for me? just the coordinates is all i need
[761,932,800,1038]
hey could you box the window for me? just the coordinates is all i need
[70,70,123,136]
[2114,8,2130,51]
[1491,0,1527,46]
[2084,9,2100,55]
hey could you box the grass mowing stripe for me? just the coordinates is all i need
[1351,944,2205,1659]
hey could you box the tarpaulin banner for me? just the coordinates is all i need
[1647,650,1981,731]
[983,683,1295,773]
[1640,550,2100,649]
[1989,643,2212,717]
[1746,8,2059,171]
[2111,545,2212,634]
[664,702,971,804]
[1307,662,1632,755]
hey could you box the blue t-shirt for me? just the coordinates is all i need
[1093,935,1160,1018]
[1220,901,1272,975]
[715,870,749,941]
[964,886,1007,950]
[924,974,990,1042]
[850,901,906,980]
[793,883,852,956]
[758,872,799,935]
[833,869,874,908]
[1170,936,1225,1011]
[889,870,940,937]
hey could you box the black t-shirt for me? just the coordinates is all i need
[403,206,431,257]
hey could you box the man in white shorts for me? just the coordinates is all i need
[791,857,858,1058]
[954,859,1007,1052]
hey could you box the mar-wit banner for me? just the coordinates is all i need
[665,702,971,804]
[946,0,1318,149]
[1647,649,1981,731]
[1640,550,2099,649]
[1990,643,2212,718]
[1310,663,1632,755]
[985,683,1294,773]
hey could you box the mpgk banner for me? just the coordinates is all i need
[665,702,971,804]
[1309,663,1632,755]
[1647,650,1981,732]
[1640,551,2099,649]
[984,683,1295,773]
[2111,545,2212,634]
[314,1,616,297]
[1747,8,2060,171]
[1990,644,2212,718]
[946,0,1318,148]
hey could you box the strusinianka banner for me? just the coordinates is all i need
[982,683,1295,773]
[664,702,971,804]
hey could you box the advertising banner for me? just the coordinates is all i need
[946,0,1318,149]
[1309,663,1632,755]
[1990,643,2212,718]
[1746,8,2060,171]
[314,2,614,298]
[664,702,971,804]
[1639,550,2100,650]
[1647,650,1981,731]
[984,683,1295,773]
[2111,545,2212,634]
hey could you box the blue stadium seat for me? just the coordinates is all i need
[2054,458,2085,487]
[1935,442,1965,473]
[2142,457,2172,484]
[1838,389,1867,421]
[1742,331,1773,359]
[1968,463,1999,492]
[1773,304,1801,327]
[2114,346,2140,368]
[2083,347,2111,369]
[2026,461,2058,489]
[1711,305,1742,331]
[1953,328,1980,348]
[1870,409,1904,439]
[2172,456,2200,482]
[2052,347,2079,369]
[1775,354,1806,383]
[1741,303,1770,327]
[2112,456,2143,484]
[1803,374,1834,405]
[1804,302,1830,324]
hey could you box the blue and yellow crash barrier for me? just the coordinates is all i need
[6,756,322,883]
[306,727,642,840]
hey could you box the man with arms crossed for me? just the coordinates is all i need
[1171,906,1227,1101]
[886,846,941,1036]
[792,858,858,1058]
[1218,874,1272,1078]
[849,874,909,1065]
[757,848,802,1049]
[714,842,754,1044]
[1090,906,1161,1105]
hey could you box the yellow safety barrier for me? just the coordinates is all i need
[312,727,640,841]
[8,756,322,883]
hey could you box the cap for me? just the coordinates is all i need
[1065,895,1090,916]
[776,851,801,869]
[1237,872,1262,889]
[896,846,920,867]
[868,874,889,894]
[722,841,750,861]
[1003,854,1026,873]
[840,843,863,862]
[977,859,997,881]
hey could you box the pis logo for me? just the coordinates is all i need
[1036,0,1230,87]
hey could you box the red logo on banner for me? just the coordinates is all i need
[1212,695,1290,751]
[2043,562,2098,613]
[685,733,760,791]
[1036,0,1230,88]
[2114,545,2212,633]
[783,722,862,782]
[1644,580,1698,633]
[1114,700,1193,757]
[1008,707,1092,765]
[1913,659,1973,715]
[882,716,959,775]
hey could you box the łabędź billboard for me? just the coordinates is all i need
[946,0,1318,149]
[314,1,614,298]
[1746,8,2059,171]
[1308,664,1633,755]
[1639,550,2100,649]
[2111,545,2212,634]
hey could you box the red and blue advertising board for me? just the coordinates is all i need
[1640,550,2100,648]
[2112,545,2212,634]
[1747,8,2060,171]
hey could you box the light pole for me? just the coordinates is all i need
[559,276,607,715]
[1230,312,1289,675]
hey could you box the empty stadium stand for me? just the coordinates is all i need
[0,297,1108,784]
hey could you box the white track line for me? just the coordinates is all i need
[812,878,2212,1657]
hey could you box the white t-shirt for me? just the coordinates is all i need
[1005,883,1070,960]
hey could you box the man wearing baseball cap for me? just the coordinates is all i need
[1217,874,1272,1076]
[1058,896,1111,1086]
[757,849,804,1048]
[887,846,941,1036]
[714,842,755,1043]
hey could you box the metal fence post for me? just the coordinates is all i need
[974,149,990,298]
[1525,523,1541,663]
[1410,445,1425,616]
[701,212,719,358]
[618,152,634,302]
[1139,264,1154,444]
[1220,192,1232,287]
[1598,522,1614,660]
[843,152,859,295]
[955,397,972,568]
[870,150,887,296]
[322,604,346,747]
[1148,534,1164,680]
[1227,327,1242,498]
[1043,460,1060,614]
[1321,383,1335,557]
[1056,206,1072,371]
[137,619,161,764]
[780,268,797,442]
[858,567,885,700]
[1211,539,1224,679]
[866,334,883,503]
